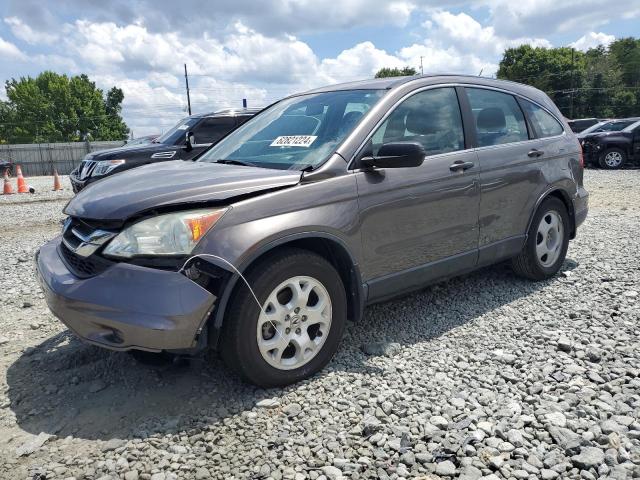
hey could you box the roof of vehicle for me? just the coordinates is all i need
[298,73,561,115]
[609,117,640,123]
[299,74,555,110]
[302,74,538,93]
[568,118,600,122]
[190,108,262,119]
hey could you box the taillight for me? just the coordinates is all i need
[579,144,585,169]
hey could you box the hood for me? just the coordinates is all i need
[65,160,301,221]
[86,142,175,160]
[578,131,616,140]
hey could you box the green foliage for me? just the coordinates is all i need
[497,38,640,119]
[375,66,418,78]
[0,71,129,143]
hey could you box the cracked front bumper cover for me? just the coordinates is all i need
[36,237,217,352]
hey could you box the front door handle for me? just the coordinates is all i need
[450,160,475,172]
[528,149,544,157]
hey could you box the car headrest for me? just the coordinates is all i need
[477,107,506,130]
[405,109,439,135]
[339,111,364,134]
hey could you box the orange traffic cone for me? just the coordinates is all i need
[53,169,63,191]
[15,165,28,193]
[2,168,14,194]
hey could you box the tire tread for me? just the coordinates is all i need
[219,247,345,387]
[511,197,569,281]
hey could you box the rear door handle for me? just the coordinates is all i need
[449,160,475,172]
[528,149,544,158]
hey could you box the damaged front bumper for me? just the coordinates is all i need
[35,237,217,352]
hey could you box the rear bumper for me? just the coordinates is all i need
[36,237,216,352]
[574,186,589,230]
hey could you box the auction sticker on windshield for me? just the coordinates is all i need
[270,135,317,148]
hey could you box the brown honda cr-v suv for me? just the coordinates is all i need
[37,75,588,387]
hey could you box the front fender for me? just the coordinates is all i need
[188,173,364,345]
[205,230,364,339]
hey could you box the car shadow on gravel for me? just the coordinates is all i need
[6,258,579,442]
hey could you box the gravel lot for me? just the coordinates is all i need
[0,170,638,480]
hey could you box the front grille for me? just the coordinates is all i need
[79,160,97,179]
[59,242,112,278]
[59,217,116,278]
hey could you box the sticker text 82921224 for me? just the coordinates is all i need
[270,135,318,148]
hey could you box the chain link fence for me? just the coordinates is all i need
[0,141,125,176]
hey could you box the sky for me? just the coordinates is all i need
[0,0,638,137]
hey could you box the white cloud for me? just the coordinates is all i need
[2,1,630,136]
[429,11,551,58]
[483,0,639,37]
[4,0,422,39]
[0,36,24,60]
[570,32,615,51]
[393,10,550,77]
[318,42,406,83]
[4,16,58,44]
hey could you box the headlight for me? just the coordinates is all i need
[103,208,228,258]
[93,159,126,176]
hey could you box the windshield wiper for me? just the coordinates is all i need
[214,159,257,167]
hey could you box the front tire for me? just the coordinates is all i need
[511,197,569,281]
[220,248,347,387]
[599,147,626,169]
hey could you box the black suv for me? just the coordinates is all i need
[69,108,259,192]
[579,118,640,169]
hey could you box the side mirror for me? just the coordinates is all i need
[185,131,195,151]
[360,142,425,169]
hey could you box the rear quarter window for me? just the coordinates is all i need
[521,100,564,138]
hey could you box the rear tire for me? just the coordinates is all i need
[220,248,347,388]
[598,147,626,169]
[511,197,569,281]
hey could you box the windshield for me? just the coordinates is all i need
[199,90,385,170]
[589,120,635,133]
[127,136,156,146]
[580,121,608,135]
[623,120,640,132]
[155,117,200,145]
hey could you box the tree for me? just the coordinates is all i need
[375,66,418,78]
[497,41,639,119]
[0,71,129,143]
[497,45,586,117]
[609,38,640,88]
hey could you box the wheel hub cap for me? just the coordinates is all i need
[605,152,622,167]
[256,276,332,370]
[535,210,564,268]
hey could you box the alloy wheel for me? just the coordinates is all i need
[604,151,623,168]
[256,276,332,370]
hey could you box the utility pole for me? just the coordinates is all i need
[184,63,192,116]
[420,56,424,75]
[570,48,575,119]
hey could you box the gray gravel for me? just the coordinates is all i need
[0,175,73,205]
[0,170,638,479]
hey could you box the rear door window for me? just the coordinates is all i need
[467,88,529,147]
[520,100,564,138]
[193,117,236,144]
[370,87,465,157]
